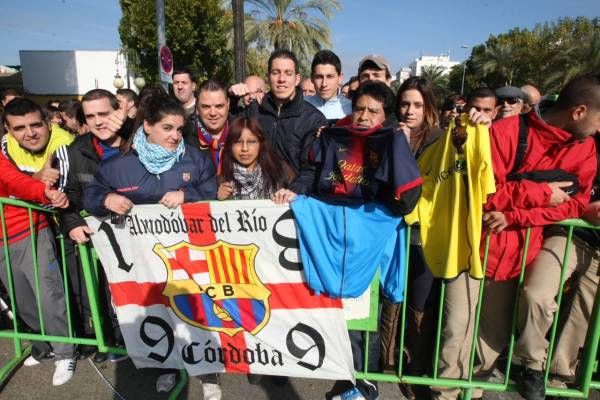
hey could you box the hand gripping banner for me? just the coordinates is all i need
[85,200,354,380]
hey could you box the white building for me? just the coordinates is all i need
[395,67,412,84]
[409,55,459,77]
[19,50,133,95]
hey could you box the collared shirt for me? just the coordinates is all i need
[305,94,352,120]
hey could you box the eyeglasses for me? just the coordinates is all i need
[233,140,259,147]
[499,97,522,105]
[445,104,464,113]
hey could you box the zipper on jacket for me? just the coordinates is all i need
[339,206,347,296]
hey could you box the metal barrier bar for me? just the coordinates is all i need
[556,219,600,396]
[396,225,410,377]
[77,242,108,353]
[497,228,530,392]
[0,331,99,345]
[544,225,575,383]
[0,198,187,399]
[358,219,599,398]
[28,207,46,337]
[0,196,596,399]
[0,202,23,383]
[574,268,600,396]
[58,233,73,338]
[432,279,444,380]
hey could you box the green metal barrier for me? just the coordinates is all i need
[354,220,600,399]
[0,198,187,399]
[0,197,596,399]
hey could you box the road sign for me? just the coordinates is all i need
[159,45,173,83]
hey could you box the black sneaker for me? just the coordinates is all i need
[93,352,108,363]
[516,368,545,400]
[270,376,289,386]
[246,374,262,385]
[77,345,97,360]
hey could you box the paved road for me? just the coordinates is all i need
[0,341,598,399]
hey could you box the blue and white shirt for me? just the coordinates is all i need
[305,94,352,120]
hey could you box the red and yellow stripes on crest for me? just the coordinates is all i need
[206,246,255,285]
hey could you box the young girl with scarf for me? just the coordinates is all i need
[82,94,222,400]
[83,94,217,214]
[217,117,294,201]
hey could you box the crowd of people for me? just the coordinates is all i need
[0,47,598,400]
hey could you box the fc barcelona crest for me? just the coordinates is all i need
[154,240,271,337]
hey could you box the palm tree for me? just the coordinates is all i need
[244,0,341,73]
[420,65,448,89]
[471,41,518,86]
[543,30,600,92]
[420,65,449,101]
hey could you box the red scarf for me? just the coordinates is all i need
[197,119,229,174]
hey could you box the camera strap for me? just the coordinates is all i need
[509,113,529,176]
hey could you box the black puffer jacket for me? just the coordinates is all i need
[244,90,327,193]
[55,133,103,235]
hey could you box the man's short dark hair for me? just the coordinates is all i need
[59,99,85,124]
[172,66,196,83]
[442,94,466,111]
[268,49,299,74]
[2,97,44,126]
[44,105,61,121]
[116,88,139,106]
[311,50,342,76]
[351,81,395,118]
[81,89,119,110]
[467,87,497,104]
[1,88,23,103]
[555,73,600,111]
[197,79,228,97]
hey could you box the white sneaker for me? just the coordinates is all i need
[24,356,40,367]
[24,351,55,367]
[52,358,76,386]
[156,373,176,393]
[202,383,222,400]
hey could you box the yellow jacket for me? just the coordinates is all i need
[406,116,495,279]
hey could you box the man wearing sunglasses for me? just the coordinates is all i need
[495,85,526,119]
[441,94,467,129]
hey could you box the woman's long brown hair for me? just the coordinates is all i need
[395,77,440,152]
[220,117,294,195]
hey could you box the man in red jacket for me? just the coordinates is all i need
[512,133,600,400]
[433,74,600,400]
[0,151,73,386]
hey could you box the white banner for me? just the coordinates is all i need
[86,200,354,381]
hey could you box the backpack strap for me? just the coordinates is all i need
[509,113,529,176]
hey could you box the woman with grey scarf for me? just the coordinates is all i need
[217,117,294,201]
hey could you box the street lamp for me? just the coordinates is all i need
[460,45,470,95]
[113,51,125,89]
